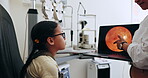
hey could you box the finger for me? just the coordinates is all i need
[113,41,117,44]
[113,40,119,44]
[118,35,122,40]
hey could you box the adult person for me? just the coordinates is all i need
[20,21,66,78]
[114,0,148,78]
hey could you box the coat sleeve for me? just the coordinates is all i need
[127,27,148,69]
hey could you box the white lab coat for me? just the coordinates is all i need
[127,15,148,70]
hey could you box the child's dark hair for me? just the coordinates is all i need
[20,21,58,78]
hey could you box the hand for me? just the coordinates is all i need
[114,35,127,50]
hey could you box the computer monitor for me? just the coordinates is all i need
[98,24,139,61]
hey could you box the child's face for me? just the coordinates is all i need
[53,25,66,50]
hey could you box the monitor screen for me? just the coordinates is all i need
[98,24,139,61]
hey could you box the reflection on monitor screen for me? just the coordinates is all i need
[98,24,139,61]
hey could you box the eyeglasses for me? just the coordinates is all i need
[53,32,65,38]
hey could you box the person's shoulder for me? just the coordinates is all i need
[34,55,54,62]
[30,55,57,67]
[33,56,58,69]
[27,56,58,77]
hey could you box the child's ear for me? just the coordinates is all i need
[47,37,54,45]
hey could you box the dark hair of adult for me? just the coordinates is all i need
[20,21,58,78]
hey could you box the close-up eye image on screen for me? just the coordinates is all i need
[105,26,132,52]
[98,24,139,61]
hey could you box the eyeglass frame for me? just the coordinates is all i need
[52,32,65,38]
